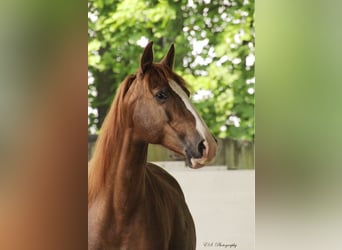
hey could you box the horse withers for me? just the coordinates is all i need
[88,42,217,250]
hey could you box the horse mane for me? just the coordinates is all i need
[88,74,136,203]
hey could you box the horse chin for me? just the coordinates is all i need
[184,146,208,169]
[190,158,206,169]
[185,152,206,169]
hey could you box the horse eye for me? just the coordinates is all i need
[155,91,168,102]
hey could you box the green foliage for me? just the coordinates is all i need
[88,0,255,140]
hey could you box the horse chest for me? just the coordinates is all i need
[88,192,193,250]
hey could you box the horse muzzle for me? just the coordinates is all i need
[185,137,218,169]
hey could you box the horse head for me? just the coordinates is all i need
[123,42,217,168]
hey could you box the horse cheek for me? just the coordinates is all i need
[133,105,164,143]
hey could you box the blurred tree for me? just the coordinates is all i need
[88,0,254,140]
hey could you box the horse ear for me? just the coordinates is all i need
[140,41,154,74]
[160,44,175,69]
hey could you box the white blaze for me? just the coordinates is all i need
[168,79,218,168]
[168,79,208,141]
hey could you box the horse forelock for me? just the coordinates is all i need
[144,64,191,97]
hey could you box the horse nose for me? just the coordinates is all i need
[197,139,206,157]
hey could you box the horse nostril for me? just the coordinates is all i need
[198,140,206,157]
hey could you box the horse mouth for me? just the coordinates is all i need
[185,141,208,169]
[185,154,207,169]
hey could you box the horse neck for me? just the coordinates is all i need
[88,115,148,210]
[111,130,148,212]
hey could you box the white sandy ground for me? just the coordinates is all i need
[153,162,255,250]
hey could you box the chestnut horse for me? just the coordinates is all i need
[88,42,217,250]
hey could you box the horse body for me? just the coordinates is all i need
[88,42,216,250]
[89,164,195,250]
